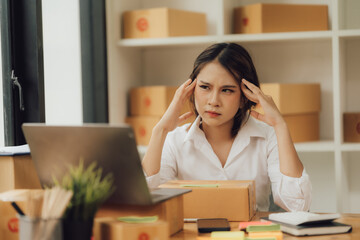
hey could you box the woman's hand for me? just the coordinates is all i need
[156,79,196,133]
[241,79,285,127]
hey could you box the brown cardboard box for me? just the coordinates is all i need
[130,86,193,117]
[123,8,207,39]
[234,3,328,34]
[125,116,161,146]
[343,113,360,142]
[284,113,319,143]
[0,201,27,240]
[0,154,41,193]
[159,180,256,221]
[96,195,184,235]
[93,218,168,240]
[255,83,321,115]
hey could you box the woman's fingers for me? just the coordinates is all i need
[178,111,194,123]
[241,82,258,103]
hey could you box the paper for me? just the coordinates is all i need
[0,144,30,156]
[211,231,244,239]
[117,215,158,223]
[246,224,281,232]
[180,184,220,188]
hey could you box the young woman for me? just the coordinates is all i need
[142,43,311,211]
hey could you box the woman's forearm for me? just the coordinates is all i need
[274,120,304,178]
[141,124,169,176]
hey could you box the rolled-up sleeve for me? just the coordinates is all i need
[267,129,312,212]
[145,135,178,189]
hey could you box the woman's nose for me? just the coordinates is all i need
[208,91,220,106]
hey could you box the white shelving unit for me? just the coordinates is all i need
[105,0,360,213]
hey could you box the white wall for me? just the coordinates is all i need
[42,0,83,124]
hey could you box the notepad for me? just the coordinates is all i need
[211,231,244,239]
[117,216,158,223]
[248,231,283,240]
[246,224,281,232]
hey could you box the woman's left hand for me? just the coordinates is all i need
[241,79,285,127]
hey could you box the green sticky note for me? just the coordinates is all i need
[211,231,244,239]
[246,224,280,232]
[245,238,276,240]
[180,184,220,188]
[117,215,158,223]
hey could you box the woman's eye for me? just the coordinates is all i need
[199,85,209,90]
[222,89,234,93]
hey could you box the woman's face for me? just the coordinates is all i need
[194,61,242,130]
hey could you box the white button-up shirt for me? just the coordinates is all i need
[146,115,312,211]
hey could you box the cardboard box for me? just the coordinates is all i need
[130,86,193,117]
[0,201,27,240]
[93,218,168,240]
[284,113,319,143]
[0,154,41,193]
[123,8,207,39]
[96,195,184,235]
[255,83,321,115]
[125,116,161,146]
[159,180,256,221]
[234,3,328,34]
[343,113,360,142]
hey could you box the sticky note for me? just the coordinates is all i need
[248,231,283,240]
[245,237,277,240]
[211,231,245,239]
[117,215,158,223]
[246,224,280,232]
[238,221,273,230]
[180,184,220,188]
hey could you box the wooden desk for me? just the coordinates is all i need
[170,212,360,240]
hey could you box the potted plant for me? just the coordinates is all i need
[53,160,115,240]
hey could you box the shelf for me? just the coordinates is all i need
[338,29,360,39]
[118,31,333,48]
[294,141,335,152]
[340,143,360,152]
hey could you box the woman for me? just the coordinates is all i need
[142,43,311,211]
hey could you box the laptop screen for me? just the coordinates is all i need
[22,123,154,205]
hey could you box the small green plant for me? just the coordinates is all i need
[53,160,115,221]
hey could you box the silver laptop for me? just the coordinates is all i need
[22,123,190,205]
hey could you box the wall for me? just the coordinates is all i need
[42,0,83,124]
[0,19,5,147]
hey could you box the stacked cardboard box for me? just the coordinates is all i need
[254,83,321,142]
[123,8,207,39]
[126,86,194,146]
[234,3,328,34]
[343,113,360,142]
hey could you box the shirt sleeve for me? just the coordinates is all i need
[145,134,178,189]
[266,129,312,212]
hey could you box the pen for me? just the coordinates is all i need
[11,202,25,216]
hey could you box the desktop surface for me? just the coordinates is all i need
[169,212,360,240]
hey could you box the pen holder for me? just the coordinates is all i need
[18,215,63,240]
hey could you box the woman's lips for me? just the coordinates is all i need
[206,111,221,117]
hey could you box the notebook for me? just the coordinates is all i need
[22,123,190,205]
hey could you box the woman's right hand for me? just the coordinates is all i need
[156,78,197,133]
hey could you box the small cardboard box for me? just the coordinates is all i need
[234,3,328,34]
[125,116,161,146]
[0,201,27,240]
[284,113,319,143]
[130,86,193,117]
[159,180,256,221]
[0,154,41,193]
[93,218,168,240]
[96,195,184,235]
[255,83,321,115]
[343,113,360,142]
[123,8,207,39]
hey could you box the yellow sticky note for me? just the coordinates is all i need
[248,231,283,240]
[211,231,245,239]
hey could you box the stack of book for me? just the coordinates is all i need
[262,212,352,236]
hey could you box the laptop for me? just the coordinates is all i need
[22,123,190,205]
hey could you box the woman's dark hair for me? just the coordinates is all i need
[189,42,259,137]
